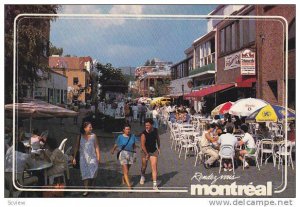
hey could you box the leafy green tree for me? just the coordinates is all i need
[96,63,128,100]
[144,59,150,66]
[5,5,60,104]
[150,58,156,66]
[154,79,171,97]
[49,45,63,56]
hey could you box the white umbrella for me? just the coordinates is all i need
[229,98,268,117]
[5,99,78,132]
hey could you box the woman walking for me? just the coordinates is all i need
[140,118,160,190]
[111,123,136,189]
[73,122,101,196]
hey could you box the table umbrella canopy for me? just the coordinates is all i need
[5,100,79,132]
[211,102,234,116]
[246,104,296,122]
[229,98,268,117]
[5,100,78,118]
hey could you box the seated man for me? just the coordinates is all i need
[200,123,219,169]
[217,126,238,171]
[30,129,47,151]
[238,124,256,168]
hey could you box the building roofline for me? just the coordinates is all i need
[207,5,225,16]
[49,69,67,78]
[193,30,216,45]
[171,56,193,68]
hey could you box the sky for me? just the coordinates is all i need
[50,5,217,68]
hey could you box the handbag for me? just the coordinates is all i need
[73,135,81,169]
[116,135,132,160]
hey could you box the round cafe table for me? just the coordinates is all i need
[26,161,53,185]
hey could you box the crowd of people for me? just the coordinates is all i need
[4,100,295,197]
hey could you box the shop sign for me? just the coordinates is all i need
[225,52,240,70]
[241,49,256,75]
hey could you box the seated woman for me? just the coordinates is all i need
[238,124,256,168]
[42,138,67,179]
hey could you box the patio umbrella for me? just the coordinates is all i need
[246,104,296,122]
[5,100,78,132]
[229,98,268,117]
[211,101,234,116]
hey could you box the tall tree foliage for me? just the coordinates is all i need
[5,5,60,103]
[96,63,128,100]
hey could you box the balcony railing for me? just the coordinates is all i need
[189,63,215,76]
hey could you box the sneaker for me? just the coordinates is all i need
[224,168,228,172]
[139,176,145,185]
[228,168,233,172]
[244,162,249,168]
[153,183,159,191]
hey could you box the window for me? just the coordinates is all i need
[239,20,244,48]
[231,22,237,50]
[225,26,231,52]
[220,11,256,56]
[243,19,249,46]
[73,77,79,85]
[220,29,225,53]
[248,10,256,43]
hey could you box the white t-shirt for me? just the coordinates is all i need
[132,105,138,112]
[152,109,159,119]
[218,133,238,156]
[218,133,238,147]
[242,133,256,149]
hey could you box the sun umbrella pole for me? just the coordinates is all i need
[30,116,32,133]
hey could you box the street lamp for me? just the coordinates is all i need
[182,84,184,104]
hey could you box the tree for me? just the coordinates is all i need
[144,59,150,66]
[5,5,60,103]
[49,45,63,56]
[96,63,128,100]
[150,58,156,66]
[154,78,171,97]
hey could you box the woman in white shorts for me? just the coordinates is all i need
[111,124,136,189]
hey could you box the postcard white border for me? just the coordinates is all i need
[12,13,289,194]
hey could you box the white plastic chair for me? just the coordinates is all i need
[179,134,198,159]
[243,140,261,170]
[275,141,294,170]
[58,138,68,153]
[194,144,210,167]
[260,139,276,166]
[219,145,235,174]
[48,173,66,185]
